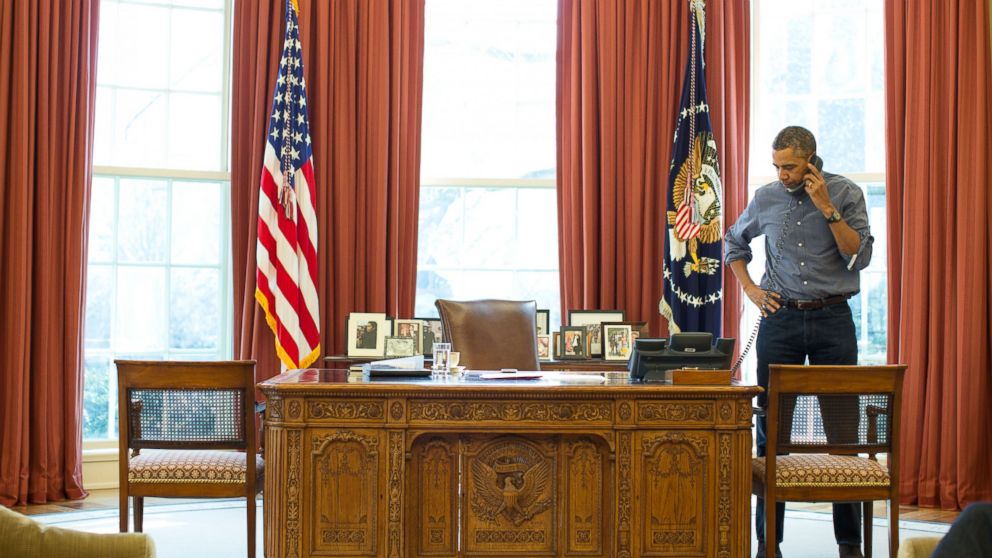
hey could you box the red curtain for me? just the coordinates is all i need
[556,0,750,340]
[0,1,98,506]
[885,0,992,509]
[232,0,425,379]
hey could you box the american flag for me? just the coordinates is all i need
[659,2,723,337]
[255,0,320,370]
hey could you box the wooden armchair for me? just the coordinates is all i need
[116,360,262,558]
[753,364,907,558]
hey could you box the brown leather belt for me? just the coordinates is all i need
[784,294,852,310]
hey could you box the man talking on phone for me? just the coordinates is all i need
[724,126,874,558]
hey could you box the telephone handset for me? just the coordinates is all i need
[785,152,824,194]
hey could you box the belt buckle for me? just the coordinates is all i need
[793,299,822,310]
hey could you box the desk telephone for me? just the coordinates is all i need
[730,152,824,373]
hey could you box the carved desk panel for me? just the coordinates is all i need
[259,369,760,558]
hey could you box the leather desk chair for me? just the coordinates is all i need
[434,299,540,371]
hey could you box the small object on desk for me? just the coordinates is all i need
[499,368,518,373]
[480,371,542,380]
[667,368,732,385]
[450,365,466,375]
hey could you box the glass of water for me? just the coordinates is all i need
[432,342,452,377]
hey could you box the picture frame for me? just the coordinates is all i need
[603,324,633,361]
[346,312,392,357]
[393,319,423,355]
[416,317,444,356]
[536,334,552,361]
[384,336,417,358]
[535,309,550,335]
[568,310,625,357]
[602,321,648,345]
[559,325,589,359]
[552,331,561,359]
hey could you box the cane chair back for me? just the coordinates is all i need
[753,364,906,558]
[116,360,261,558]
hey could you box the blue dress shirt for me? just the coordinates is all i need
[724,173,873,300]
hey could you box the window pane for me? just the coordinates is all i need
[103,88,169,167]
[420,0,557,179]
[751,0,884,175]
[168,93,223,170]
[83,356,113,439]
[85,265,113,350]
[118,178,168,263]
[115,266,167,352]
[171,181,222,264]
[170,268,220,350]
[112,2,170,89]
[169,9,224,93]
[89,177,116,261]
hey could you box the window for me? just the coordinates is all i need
[84,0,233,441]
[416,0,561,329]
[743,0,887,379]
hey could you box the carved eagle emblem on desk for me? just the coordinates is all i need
[470,457,552,526]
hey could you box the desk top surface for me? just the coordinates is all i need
[259,368,760,396]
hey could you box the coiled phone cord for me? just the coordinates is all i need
[728,199,801,374]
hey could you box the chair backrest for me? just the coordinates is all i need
[115,360,257,453]
[767,364,907,459]
[434,299,540,371]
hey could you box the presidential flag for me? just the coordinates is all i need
[255,0,320,370]
[659,2,723,337]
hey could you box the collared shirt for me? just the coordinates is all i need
[724,172,873,300]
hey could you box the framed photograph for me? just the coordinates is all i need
[416,317,444,356]
[384,336,417,357]
[603,324,633,361]
[536,334,552,361]
[603,321,648,344]
[552,331,561,359]
[559,326,589,359]
[346,313,391,357]
[568,310,625,357]
[535,309,550,335]
[393,319,423,355]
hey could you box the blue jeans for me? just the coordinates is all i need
[754,302,862,546]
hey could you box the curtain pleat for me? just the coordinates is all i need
[232,0,425,380]
[885,0,992,509]
[556,0,750,343]
[0,0,98,506]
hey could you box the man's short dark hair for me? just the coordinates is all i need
[772,126,817,157]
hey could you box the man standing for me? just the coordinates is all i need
[725,126,874,558]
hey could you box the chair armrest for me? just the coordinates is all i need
[866,404,888,445]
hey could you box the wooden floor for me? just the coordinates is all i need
[10,489,961,525]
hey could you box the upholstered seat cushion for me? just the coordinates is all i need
[0,505,155,558]
[752,455,890,489]
[129,450,264,484]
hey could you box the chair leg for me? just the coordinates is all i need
[134,496,144,532]
[248,491,256,558]
[119,487,129,532]
[889,498,900,558]
[767,494,778,558]
[863,501,873,558]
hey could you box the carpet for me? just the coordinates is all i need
[33,501,949,558]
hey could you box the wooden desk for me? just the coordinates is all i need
[259,369,760,558]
